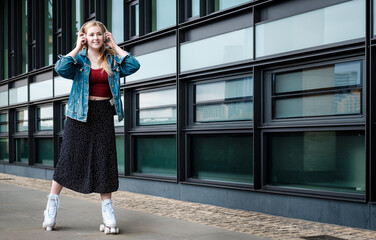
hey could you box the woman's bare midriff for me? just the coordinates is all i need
[89,96,111,101]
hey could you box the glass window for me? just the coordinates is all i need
[267,131,365,194]
[126,47,176,82]
[15,138,28,164]
[2,0,8,79]
[9,81,28,105]
[22,0,28,73]
[130,3,139,37]
[135,135,176,177]
[106,0,124,43]
[190,134,253,184]
[212,0,251,12]
[256,0,365,58]
[54,76,73,96]
[0,86,8,107]
[116,135,124,173]
[0,138,9,161]
[137,88,176,125]
[188,0,200,18]
[194,77,253,122]
[150,0,176,32]
[0,112,8,133]
[44,0,53,66]
[37,106,53,131]
[35,138,53,166]
[181,27,253,72]
[273,61,362,119]
[72,0,84,49]
[30,79,53,101]
[16,109,28,132]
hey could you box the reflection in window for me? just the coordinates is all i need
[35,138,53,166]
[106,0,124,43]
[374,0,376,36]
[273,61,362,119]
[195,77,253,122]
[0,138,9,161]
[116,135,124,173]
[72,0,84,49]
[267,131,365,194]
[30,80,53,101]
[191,134,253,184]
[151,0,176,31]
[130,3,139,37]
[0,113,8,133]
[37,106,53,131]
[181,27,253,72]
[137,88,176,125]
[54,76,73,96]
[213,0,251,12]
[256,0,365,58]
[44,0,53,66]
[16,109,28,132]
[0,87,7,107]
[126,47,176,82]
[15,138,28,164]
[135,135,176,177]
[9,85,28,105]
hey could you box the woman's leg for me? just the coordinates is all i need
[100,192,119,234]
[50,180,63,195]
[100,192,112,201]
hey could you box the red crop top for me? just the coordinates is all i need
[89,68,112,98]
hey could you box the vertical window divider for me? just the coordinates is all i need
[253,66,261,189]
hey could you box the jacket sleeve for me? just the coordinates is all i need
[54,55,77,80]
[115,54,140,78]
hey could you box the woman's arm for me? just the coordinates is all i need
[54,32,86,80]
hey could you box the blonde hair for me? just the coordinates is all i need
[80,21,116,76]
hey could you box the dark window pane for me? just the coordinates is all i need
[267,131,365,194]
[0,113,8,133]
[22,0,28,73]
[191,134,253,184]
[188,0,199,18]
[135,135,176,177]
[15,138,28,164]
[106,0,124,42]
[3,0,8,79]
[36,138,53,166]
[116,135,124,173]
[0,138,9,161]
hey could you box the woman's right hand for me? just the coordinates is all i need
[76,32,87,50]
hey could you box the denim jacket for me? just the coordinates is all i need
[54,49,140,122]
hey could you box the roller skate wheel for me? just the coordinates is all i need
[104,227,111,235]
[99,224,105,232]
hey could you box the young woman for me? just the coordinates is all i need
[42,21,140,234]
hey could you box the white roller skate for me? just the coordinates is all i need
[100,199,119,234]
[42,194,59,231]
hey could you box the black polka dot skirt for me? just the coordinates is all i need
[53,99,119,194]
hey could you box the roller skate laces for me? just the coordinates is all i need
[42,194,59,231]
[100,199,119,234]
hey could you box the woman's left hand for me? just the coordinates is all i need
[104,32,117,49]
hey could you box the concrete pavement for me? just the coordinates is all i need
[0,182,270,240]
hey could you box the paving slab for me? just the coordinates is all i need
[0,182,270,240]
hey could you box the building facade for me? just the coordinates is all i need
[1,0,376,230]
